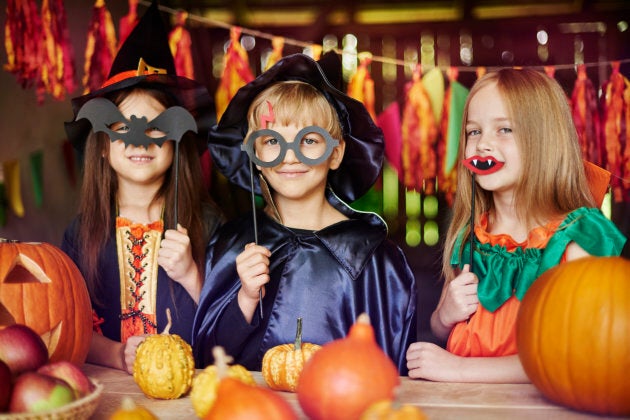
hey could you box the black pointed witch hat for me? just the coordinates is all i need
[64,0,214,152]
[208,53,384,203]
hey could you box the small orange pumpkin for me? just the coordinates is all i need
[204,347,297,420]
[262,317,321,392]
[361,398,427,420]
[0,239,92,364]
[517,256,630,417]
[190,357,255,417]
[297,313,400,420]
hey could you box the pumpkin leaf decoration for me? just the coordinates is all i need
[517,256,630,417]
[205,346,298,420]
[190,347,255,418]
[297,313,400,420]
[262,317,322,392]
[132,308,195,399]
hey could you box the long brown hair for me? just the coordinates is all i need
[442,68,596,281]
[76,86,214,302]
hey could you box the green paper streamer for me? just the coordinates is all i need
[30,151,44,208]
[445,81,469,174]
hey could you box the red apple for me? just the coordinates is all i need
[0,325,49,377]
[37,361,93,398]
[9,371,75,413]
[0,359,11,411]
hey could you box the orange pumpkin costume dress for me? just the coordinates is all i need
[447,207,626,357]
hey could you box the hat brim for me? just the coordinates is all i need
[208,53,384,203]
[65,74,215,154]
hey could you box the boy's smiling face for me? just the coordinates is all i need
[257,122,345,203]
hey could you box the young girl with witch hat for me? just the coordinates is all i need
[61,1,223,373]
[193,53,417,374]
[406,68,626,383]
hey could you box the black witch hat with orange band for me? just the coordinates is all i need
[64,0,214,153]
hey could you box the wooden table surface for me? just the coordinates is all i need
[83,363,618,419]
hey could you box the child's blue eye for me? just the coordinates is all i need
[499,127,512,134]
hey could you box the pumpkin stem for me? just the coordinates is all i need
[212,346,234,379]
[294,317,303,351]
[120,396,138,411]
[349,313,376,342]
[357,313,370,325]
[162,308,173,335]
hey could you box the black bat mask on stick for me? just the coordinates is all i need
[76,97,197,147]
[75,97,198,228]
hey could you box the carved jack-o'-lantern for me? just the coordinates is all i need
[0,239,92,364]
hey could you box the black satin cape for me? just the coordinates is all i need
[192,190,417,374]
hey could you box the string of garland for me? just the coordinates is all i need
[144,0,630,73]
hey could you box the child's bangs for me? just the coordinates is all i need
[249,82,342,139]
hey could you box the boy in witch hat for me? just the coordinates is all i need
[62,1,222,373]
[193,53,417,374]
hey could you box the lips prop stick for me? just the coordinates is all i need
[461,156,505,273]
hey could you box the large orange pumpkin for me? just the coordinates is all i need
[516,256,630,417]
[0,239,92,364]
[297,313,400,420]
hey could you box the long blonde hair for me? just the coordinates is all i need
[442,68,596,281]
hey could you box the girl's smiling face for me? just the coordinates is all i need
[464,81,522,195]
[106,90,174,188]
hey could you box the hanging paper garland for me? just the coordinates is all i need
[377,102,403,178]
[264,36,285,71]
[571,64,603,166]
[215,26,254,120]
[601,61,630,203]
[438,67,468,206]
[401,65,438,194]
[4,0,42,90]
[169,10,194,79]
[82,0,117,94]
[347,52,376,121]
[118,0,139,49]
[38,0,76,103]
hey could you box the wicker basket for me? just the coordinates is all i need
[0,378,103,420]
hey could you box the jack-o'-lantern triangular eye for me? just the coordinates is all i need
[4,253,51,284]
[1,240,92,365]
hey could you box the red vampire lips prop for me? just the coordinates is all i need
[462,155,504,175]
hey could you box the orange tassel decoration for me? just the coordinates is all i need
[400,65,438,193]
[347,52,376,122]
[570,65,603,166]
[215,27,254,120]
[169,10,194,79]
[82,0,117,94]
[264,36,284,71]
[601,61,630,202]
[38,0,76,103]
[4,0,42,91]
[118,0,139,49]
